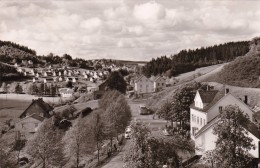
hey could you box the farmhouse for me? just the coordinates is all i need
[15,98,53,138]
[134,75,166,94]
[134,75,154,94]
[190,88,260,159]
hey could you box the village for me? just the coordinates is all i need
[1,0,260,168]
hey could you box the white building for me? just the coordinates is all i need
[190,88,259,158]
[134,75,154,94]
[153,76,166,92]
[59,88,74,98]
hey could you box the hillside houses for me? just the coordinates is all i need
[15,98,53,139]
[134,75,166,94]
[190,87,260,160]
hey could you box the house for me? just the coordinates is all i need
[59,88,74,98]
[190,88,259,159]
[19,98,53,119]
[134,75,159,95]
[15,98,53,138]
[152,76,166,92]
[15,114,44,139]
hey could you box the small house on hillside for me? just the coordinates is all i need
[19,98,53,119]
[15,98,53,139]
[152,76,166,92]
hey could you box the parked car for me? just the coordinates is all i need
[139,105,153,115]
[125,126,131,139]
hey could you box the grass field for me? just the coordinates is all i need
[0,98,31,122]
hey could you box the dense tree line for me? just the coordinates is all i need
[142,41,249,77]
[0,40,36,55]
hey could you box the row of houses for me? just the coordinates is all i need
[190,87,260,162]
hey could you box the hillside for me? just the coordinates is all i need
[211,37,260,88]
[0,40,40,65]
[142,41,249,77]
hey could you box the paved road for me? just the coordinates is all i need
[101,99,167,168]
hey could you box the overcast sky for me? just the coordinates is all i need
[0,0,260,61]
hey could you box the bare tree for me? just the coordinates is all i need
[91,111,106,163]
[64,118,95,168]
[26,119,66,168]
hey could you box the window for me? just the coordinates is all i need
[204,119,206,125]
[197,117,199,124]
[21,123,24,128]
[35,123,38,128]
[192,114,194,122]
[219,106,223,112]
[200,118,202,125]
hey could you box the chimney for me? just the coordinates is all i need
[225,88,229,95]
[244,95,248,105]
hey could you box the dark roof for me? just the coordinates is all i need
[17,113,45,123]
[28,113,45,122]
[191,89,225,112]
[198,90,218,103]
[19,98,53,118]
[195,115,260,140]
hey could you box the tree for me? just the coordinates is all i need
[1,82,8,101]
[102,93,131,148]
[66,81,73,88]
[157,85,196,131]
[106,71,127,94]
[64,118,95,168]
[26,119,66,168]
[124,123,192,168]
[13,139,26,165]
[91,111,106,163]
[15,83,23,94]
[213,105,255,168]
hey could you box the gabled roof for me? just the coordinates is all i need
[17,113,45,123]
[191,89,225,112]
[198,90,219,103]
[135,75,153,83]
[19,98,53,118]
[195,114,260,140]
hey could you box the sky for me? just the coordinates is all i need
[0,0,260,61]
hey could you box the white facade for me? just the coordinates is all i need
[190,92,255,140]
[153,77,166,92]
[191,90,259,158]
[195,120,260,158]
[134,75,154,94]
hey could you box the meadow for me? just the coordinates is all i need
[0,98,31,122]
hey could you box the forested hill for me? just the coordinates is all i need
[0,40,40,64]
[0,40,36,55]
[214,37,260,88]
[142,41,249,77]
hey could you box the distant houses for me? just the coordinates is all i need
[15,98,53,139]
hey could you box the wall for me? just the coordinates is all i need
[15,117,42,138]
[134,76,154,94]
[190,108,207,140]
[207,94,254,122]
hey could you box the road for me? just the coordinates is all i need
[101,99,167,168]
